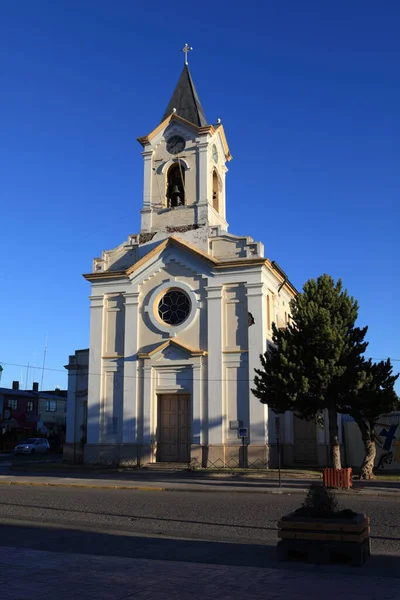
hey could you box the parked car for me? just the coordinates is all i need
[14,438,50,455]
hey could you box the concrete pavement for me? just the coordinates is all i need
[0,545,399,600]
[1,481,399,598]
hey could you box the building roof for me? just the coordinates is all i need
[0,387,66,399]
[161,65,208,127]
[83,235,298,296]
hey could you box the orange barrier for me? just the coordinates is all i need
[323,467,352,489]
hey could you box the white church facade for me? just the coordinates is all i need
[65,60,337,468]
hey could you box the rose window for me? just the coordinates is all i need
[157,289,191,325]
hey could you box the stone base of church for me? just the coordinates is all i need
[63,443,84,463]
[64,442,339,469]
[81,443,140,467]
[190,444,269,469]
[268,443,343,468]
[246,444,269,468]
[72,443,272,469]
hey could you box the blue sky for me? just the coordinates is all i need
[1,0,399,391]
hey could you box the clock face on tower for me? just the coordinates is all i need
[212,144,219,163]
[166,135,185,155]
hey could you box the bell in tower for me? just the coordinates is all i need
[167,164,185,207]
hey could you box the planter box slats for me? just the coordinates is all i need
[278,517,370,533]
[277,512,371,567]
[277,538,371,567]
[279,530,369,543]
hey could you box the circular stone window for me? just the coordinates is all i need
[157,288,191,326]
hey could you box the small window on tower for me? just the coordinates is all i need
[167,164,185,207]
[212,170,219,213]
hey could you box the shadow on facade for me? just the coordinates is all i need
[68,395,272,469]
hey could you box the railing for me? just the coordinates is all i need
[190,457,268,470]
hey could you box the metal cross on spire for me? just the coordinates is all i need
[182,43,193,66]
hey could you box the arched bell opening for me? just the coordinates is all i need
[212,170,220,213]
[166,163,185,208]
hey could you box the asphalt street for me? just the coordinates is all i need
[0,486,399,576]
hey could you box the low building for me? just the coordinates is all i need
[64,350,88,463]
[0,381,67,452]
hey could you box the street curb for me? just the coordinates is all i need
[0,479,398,497]
[0,480,304,493]
[0,481,165,492]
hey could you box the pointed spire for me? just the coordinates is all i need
[161,64,208,127]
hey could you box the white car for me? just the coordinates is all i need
[14,438,50,455]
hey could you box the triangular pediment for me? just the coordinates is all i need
[137,115,232,162]
[126,236,216,278]
[138,339,206,360]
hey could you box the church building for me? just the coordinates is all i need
[65,54,334,468]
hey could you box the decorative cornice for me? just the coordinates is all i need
[83,235,296,297]
[214,258,266,268]
[265,259,298,297]
[214,124,233,162]
[84,270,128,282]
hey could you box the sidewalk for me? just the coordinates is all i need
[0,469,398,496]
[0,545,398,599]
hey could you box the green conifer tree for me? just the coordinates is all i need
[253,274,368,469]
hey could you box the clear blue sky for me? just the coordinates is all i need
[1,0,399,391]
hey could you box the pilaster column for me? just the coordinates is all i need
[101,362,122,444]
[247,283,268,444]
[65,358,78,444]
[206,285,224,445]
[196,138,209,205]
[123,292,140,444]
[142,149,153,209]
[87,294,104,444]
[192,361,202,445]
[284,411,293,444]
[317,409,329,445]
[142,365,154,445]
[220,165,228,222]
[140,149,154,232]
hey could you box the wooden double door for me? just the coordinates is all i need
[157,394,191,463]
[293,415,318,465]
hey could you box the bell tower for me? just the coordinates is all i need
[137,47,232,249]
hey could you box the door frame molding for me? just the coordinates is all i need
[156,392,191,462]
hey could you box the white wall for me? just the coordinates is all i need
[344,415,400,471]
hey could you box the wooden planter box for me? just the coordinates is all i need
[277,512,371,566]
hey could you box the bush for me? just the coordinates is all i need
[295,483,357,519]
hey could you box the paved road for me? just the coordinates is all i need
[0,487,399,598]
[0,486,399,565]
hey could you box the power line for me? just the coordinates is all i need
[0,356,399,387]
[0,360,249,383]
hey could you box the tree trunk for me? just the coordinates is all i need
[328,407,342,469]
[358,422,376,480]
